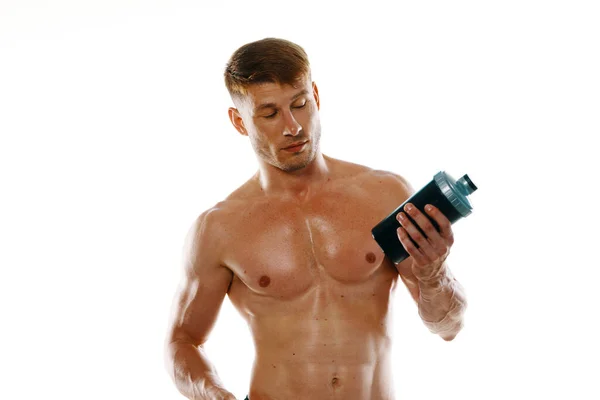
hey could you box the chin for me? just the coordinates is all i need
[277,153,313,172]
[279,160,308,172]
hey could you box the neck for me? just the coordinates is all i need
[254,152,331,199]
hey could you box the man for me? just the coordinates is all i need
[164,38,467,400]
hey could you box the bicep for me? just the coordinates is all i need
[166,209,233,346]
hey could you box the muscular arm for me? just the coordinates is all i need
[416,263,467,341]
[398,259,467,341]
[388,171,467,341]
[164,208,236,400]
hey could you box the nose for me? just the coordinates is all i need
[282,109,302,137]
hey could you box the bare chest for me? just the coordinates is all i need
[222,187,397,300]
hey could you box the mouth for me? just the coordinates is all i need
[283,141,308,152]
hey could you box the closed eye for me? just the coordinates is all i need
[263,101,307,119]
[292,101,307,109]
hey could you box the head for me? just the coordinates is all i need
[224,38,321,173]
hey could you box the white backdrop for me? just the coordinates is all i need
[1,1,598,399]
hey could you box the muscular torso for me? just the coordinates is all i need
[215,160,411,400]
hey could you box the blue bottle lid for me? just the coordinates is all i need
[434,171,478,217]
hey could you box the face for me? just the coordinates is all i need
[229,78,321,173]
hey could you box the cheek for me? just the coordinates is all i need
[253,118,278,133]
[306,104,319,123]
[249,129,276,151]
[306,112,319,132]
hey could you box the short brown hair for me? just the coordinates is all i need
[224,38,311,100]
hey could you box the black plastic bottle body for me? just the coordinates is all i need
[371,180,464,265]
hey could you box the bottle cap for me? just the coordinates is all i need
[434,171,477,217]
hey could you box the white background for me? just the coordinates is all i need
[1,1,599,399]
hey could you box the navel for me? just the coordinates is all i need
[366,252,376,263]
[259,275,271,287]
[331,376,341,388]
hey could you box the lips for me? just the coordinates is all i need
[283,141,308,149]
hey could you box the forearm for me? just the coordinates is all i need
[166,340,231,399]
[417,268,467,341]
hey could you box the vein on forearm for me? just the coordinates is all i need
[417,269,467,336]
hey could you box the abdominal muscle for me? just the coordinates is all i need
[250,358,392,400]
[230,278,398,400]
[248,316,395,400]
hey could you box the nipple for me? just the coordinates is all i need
[259,275,271,287]
[365,252,376,263]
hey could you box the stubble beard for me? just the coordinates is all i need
[253,122,321,173]
[278,124,321,173]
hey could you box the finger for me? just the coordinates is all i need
[404,203,444,244]
[396,211,437,260]
[396,226,428,265]
[424,204,454,246]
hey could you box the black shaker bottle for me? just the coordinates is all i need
[371,171,477,264]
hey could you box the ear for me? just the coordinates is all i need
[228,107,248,137]
[312,81,320,110]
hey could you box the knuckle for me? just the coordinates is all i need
[423,222,435,234]
[448,235,455,246]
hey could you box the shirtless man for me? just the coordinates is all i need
[164,38,467,400]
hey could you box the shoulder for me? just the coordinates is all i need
[183,205,225,259]
[324,155,414,190]
[323,155,416,200]
[182,198,247,276]
[185,187,249,242]
[187,180,264,245]
[367,169,415,195]
[188,197,246,238]
[195,173,262,221]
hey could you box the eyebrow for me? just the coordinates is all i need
[254,89,309,113]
